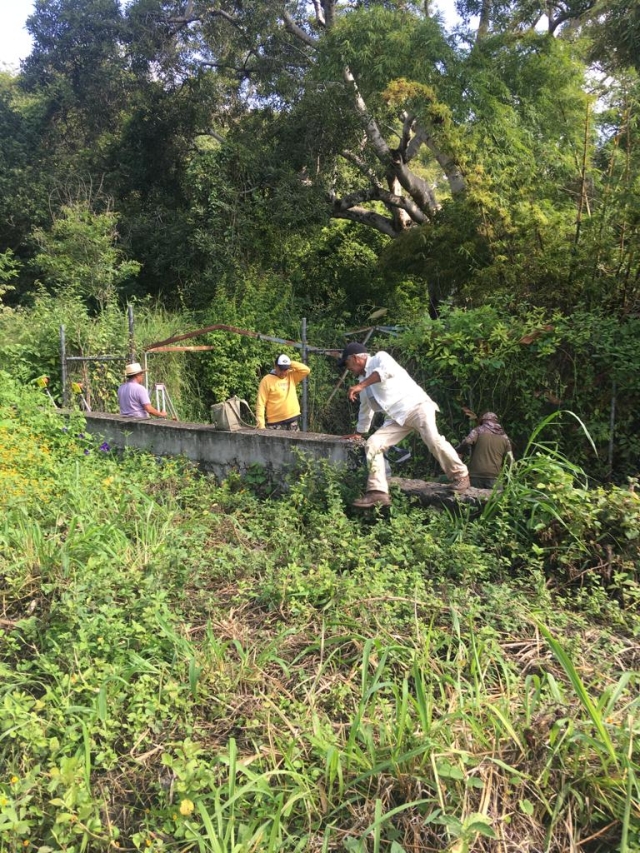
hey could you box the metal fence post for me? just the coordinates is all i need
[127,304,135,360]
[301,317,308,431]
[608,380,616,480]
[60,324,69,407]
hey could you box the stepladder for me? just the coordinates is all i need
[154,384,178,420]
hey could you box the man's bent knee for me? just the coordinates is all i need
[366,436,388,456]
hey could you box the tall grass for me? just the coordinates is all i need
[1,379,638,851]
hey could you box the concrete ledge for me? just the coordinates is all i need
[81,412,358,482]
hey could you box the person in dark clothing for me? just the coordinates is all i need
[456,412,513,489]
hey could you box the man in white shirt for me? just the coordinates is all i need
[339,342,470,508]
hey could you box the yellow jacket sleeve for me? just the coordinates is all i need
[256,377,268,429]
[289,361,310,385]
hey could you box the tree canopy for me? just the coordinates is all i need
[0,0,636,313]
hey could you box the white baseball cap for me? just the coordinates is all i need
[276,354,292,368]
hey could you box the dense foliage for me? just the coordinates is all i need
[1,4,640,849]
[1,376,639,852]
[0,0,637,314]
[2,297,639,480]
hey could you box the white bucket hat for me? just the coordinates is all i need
[124,362,147,377]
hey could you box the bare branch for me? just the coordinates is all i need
[282,10,318,49]
[331,204,398,237]
[168,7,240,29]
[378,186,428,225]
[404,124,425,163]
[343,90,444,214]
[548,2,597,34]
[322,0,335,28]
[477,0,491,41]
[312,0,325,27]
[341,150,383,188]
[199,61,256,77]
[330,185,427,226]
[411,124,466,195]
[399,113,415,160]
[332,187,381,208]
[343,65,390,161]
[387,147,439,214]
[388,174,414,231]
[206,129,226,144]
[208,8,242,27]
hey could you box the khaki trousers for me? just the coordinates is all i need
[366,402,468,494]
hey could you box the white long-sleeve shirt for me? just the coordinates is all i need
[356,351,438,434]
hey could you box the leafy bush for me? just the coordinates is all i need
[32,202,141,309]
[475,414,640,604]
[393,303,640,481]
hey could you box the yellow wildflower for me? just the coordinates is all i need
[179,799,195,816]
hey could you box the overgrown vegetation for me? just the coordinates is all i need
[2,2,640,849]
[2,298,639,480]
[1,376,638,852]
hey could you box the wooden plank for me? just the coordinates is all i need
[147,345,217,352]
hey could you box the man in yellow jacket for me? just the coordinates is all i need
[256,354,310,431]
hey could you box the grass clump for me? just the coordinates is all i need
[0,375,638,852]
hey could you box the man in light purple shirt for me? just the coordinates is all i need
[118,363,167,419]
[339,342,469,508]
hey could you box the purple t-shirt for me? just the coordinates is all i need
[118,380,151,417]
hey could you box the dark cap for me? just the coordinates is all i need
[338,342,368,370]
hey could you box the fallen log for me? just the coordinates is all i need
[389,477,493,510]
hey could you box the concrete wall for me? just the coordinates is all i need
[81,412,358,482]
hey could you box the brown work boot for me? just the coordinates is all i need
[450,474,470,492]
[352,490,391,508]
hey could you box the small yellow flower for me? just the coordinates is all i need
[10,776,18,785]
[179,799,194,816]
